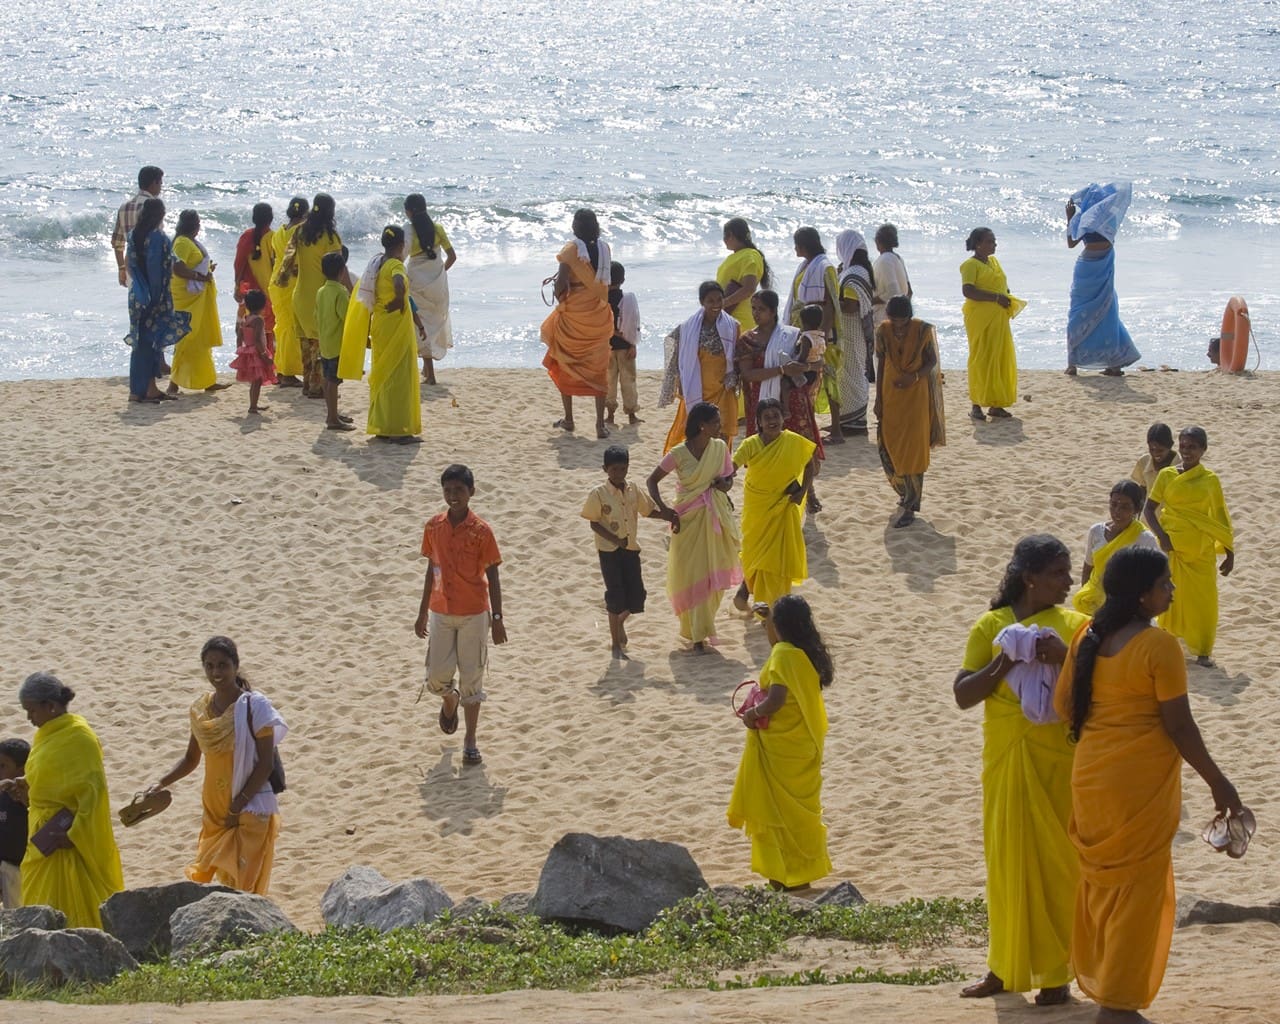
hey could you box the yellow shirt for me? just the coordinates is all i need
[409,222,452,257]
[581,480,656,551]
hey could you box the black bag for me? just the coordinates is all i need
[244,694,287,794]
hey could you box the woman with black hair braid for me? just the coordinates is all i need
[953,534,1086,1007]
[1054,547,1243,1023]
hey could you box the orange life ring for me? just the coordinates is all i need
[1219,296,1250,372]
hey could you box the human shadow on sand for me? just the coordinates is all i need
[1075,373,1157,405]
[664,646,752,707]
[803,519,841,589]
[991,991,1095,1022]
[310,432,422,490]
[116,390,219,426]
[591,655,655,706]
[971,417,1026,446]
[546,427,616,472]
[882,518,958,593]
[1188,663,1251,706]
[417,749,508,837]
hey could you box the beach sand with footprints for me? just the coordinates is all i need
[2,366,1276,1022]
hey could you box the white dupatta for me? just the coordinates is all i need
[572,237,612,286]
[783,253,833,324]
[676,309,738,405]
[233,691,288,816]
[757,323,802,403]
[184,237,211,295]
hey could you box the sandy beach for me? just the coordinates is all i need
[1,365,1275,1022]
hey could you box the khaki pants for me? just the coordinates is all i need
[607,349,638,415]
[425,611,489,704]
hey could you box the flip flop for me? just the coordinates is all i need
[118,789,172,827]
[462,747,483,765]
[439,706,459,735]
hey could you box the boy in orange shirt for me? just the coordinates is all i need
[414,464,506,765]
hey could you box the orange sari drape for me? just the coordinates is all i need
[540,242,611,396]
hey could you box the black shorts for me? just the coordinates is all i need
[598,548,646,615]
[320,356,340,382]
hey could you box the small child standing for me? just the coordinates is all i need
[605,261,642,426]
[0,738,30,908]
[229,290,278,414]
[414,465,506,766]
[316,251,355,432]
[792,303,827,394]
[581,445,677,658]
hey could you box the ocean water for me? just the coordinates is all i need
[1,0,1277,379]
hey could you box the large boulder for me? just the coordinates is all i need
[100,881,236,961]
[0,905,66,935]
[530,833,708,933]
[0,928,136,989]
[814,881,867,908]
[169,892,296,959]
[321,866,453,933]
[1176,894,1280,928]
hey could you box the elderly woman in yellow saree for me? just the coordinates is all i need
[541,208,613,439]
[1143,426,1234,666]
[874,296,943,528]
[727,594,833,890]
[342,227,422,444]
[647,402,742,651]
[731,398,814,612]
[168,209,227,394]
[268,196,308,386]
[10,673,123,928]
[1055,547,1243,1024]
[960,227,1024,421]
[151,636,287,895]
[659,280,740,454]
[1073,481,1159,616]
[954,535,1086,1007]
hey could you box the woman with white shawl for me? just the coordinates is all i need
[402,194,456,386]
[658,280,740,454]
[784,227,840,439]
[833,230,877,435]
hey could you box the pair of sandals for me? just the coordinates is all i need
[439,705,483,765]
[1203,806,1257,859]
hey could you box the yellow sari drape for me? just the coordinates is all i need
[662,347,739,454]
[269,224,303,375]
[185,695,279,895]
[361,257,421,437]
[169,235,224,390]
[962,604,1088,992]
[717,247,763,332]
[1072,521,1148,615]
[733,430,815,606]
[291,231,342,340]
[21,714,124,928]
[960,256,1023,408]
[1150,465,1233,656]
[727,642,831,887]
[664,438,742,643]
[540,242,612,396]
[1054,627,1187,1012]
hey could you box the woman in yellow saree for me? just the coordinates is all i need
[168,209,226,394]
[731,398,814,610]
[874,296,943,528]
[151,636,287,895]
[14,673,123,928]
[343,227,422,443]
[1074,481,1159,615]
[1143,426,1234,666]
[960,227,1024,421]
[1055,547,1243,1023]
[541,209,613,439]
[278,194,342,399]
[954,535,1086,1006]
[658,281,740,454]
[717,217,771,333]
[646,402,742,650]
[727,594,833,889]
[268,196,308,385]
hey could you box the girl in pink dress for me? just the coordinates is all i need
[229,290,277,414]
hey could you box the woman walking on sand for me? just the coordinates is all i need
[404,193,456,386]
[960,227,1023,421]
[541,208,613,438]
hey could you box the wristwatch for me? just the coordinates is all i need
[491,613,503,621]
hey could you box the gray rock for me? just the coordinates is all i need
[530,833,708,933]
[100,881,236,962]
[449,896,488,920]
[0,905,66,935]
[0,928,136,989]
[169,892,296,959]
[1175,894,1280,928]
[495,892,533,916]
[321,865,453,933]
[814,881,868,908]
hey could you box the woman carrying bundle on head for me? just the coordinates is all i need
[1064,182,1140,376]
[403,194,456,386]
[1055,547,1244,1022]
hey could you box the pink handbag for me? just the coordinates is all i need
[732,680,770,729]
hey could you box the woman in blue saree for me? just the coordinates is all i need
[1064,182,1140,376]
[126,198,189,403]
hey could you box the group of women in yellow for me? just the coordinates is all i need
[954,421,1242,1023]
[1,638,287,930]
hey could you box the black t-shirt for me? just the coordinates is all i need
[0,792,28,866]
